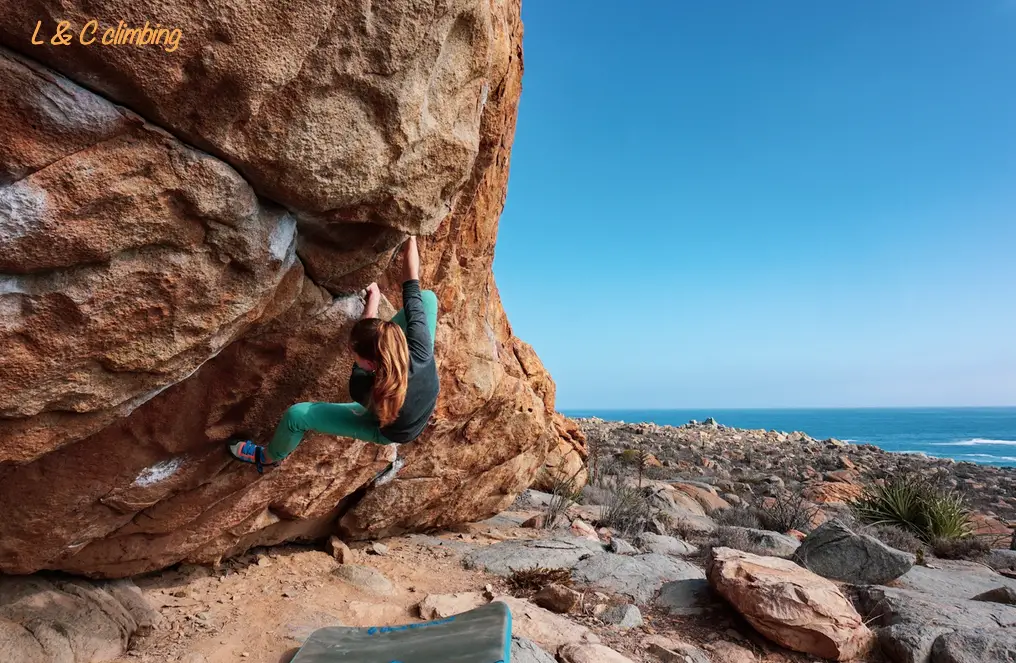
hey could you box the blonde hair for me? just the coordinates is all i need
[351,319,409,426]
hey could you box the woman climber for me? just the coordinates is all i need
[227,236,439,484]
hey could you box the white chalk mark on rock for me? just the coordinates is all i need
[133,458,183,487]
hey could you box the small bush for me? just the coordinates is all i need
[715,506,762,530]
[507,567,572,597]
[601,484,652,539]
[543,471,583,530]
[755,493,818,533]
[580,484,614,507]
[853,473,974,543]
[692,526,774,563]
[931,536,991,561]
[860,524,922,554]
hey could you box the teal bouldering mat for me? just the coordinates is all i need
[290,600,512,663]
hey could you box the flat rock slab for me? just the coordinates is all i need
[464,538,604,575]
[792,520,913,585]
[418,592,487,620]
[511,636,557,663]
[897,561,1016,601]
[573,553,705,604]
[723,527,801,557]
[931,628,1016,663]
[637,533,698,556]
[656,578,717,616]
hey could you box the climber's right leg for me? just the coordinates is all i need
[266,402,389,460]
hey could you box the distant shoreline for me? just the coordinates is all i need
[564,407,1016,469]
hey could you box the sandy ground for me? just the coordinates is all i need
[113,514,824,663]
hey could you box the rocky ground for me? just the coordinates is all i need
[579,417,1016,542]
[5,419,1016,663]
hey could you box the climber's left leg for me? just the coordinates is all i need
[227,402,394,473]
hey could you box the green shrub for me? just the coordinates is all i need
[852,473,974,543]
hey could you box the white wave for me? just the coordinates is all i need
[953,453,1016,463]
[927,438,1016,447]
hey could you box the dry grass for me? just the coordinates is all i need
[506,567,573,597]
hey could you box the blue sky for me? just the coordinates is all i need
[493,1,1016,410]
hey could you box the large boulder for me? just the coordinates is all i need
[0,576,160,663]
[707,547,875,661]
[930,629,1016,663]
[792,519,914,585]
[0,0,583,577]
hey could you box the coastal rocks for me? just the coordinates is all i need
[707,547,875,660]
[1,0,582,577]
[0,576,159,663]
[793,520,914,585]
[463,538,603,576]
[533,414,590,491]
[572,553,705,604]
[670,482,731,513]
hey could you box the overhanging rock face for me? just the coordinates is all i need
[0,0,584,578]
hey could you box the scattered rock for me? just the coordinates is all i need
[559,643,636,663]
[792,519,914,584]
[511,636,557,663]
[705,640,757,663]
[533,584,582,614]
[656,579,715,616]
[368,542,389,556]
[333,565,394,596]
[571,519,600,541]
[609,538,638,555]
[722,527,801,557]
[803,482,865,504]
[972,586,1016,605]
[672,482,731,513]
[644,635,711,663]
[418,592,487,620]
[327,536,354,564]
[707,547,875,660]
[493,597,599,652]
[599,604,643,629]
[464,538,603,575]
[637,533,698,556]
[573,553,705,604]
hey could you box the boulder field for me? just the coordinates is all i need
[0,0,585,577]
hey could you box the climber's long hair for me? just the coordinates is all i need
[350,318,409,426]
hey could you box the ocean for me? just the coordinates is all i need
[562,407,1016,468]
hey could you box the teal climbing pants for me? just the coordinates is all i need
[266,291,438,460]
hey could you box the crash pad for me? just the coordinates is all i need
[290,600,512,662]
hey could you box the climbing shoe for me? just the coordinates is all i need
[227,440,276,475]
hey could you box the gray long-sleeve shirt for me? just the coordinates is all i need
[348,280,439,443]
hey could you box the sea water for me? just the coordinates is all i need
[562,407,1016,468]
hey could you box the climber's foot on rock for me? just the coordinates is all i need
[227,440,277,475]
[374,457,405,486]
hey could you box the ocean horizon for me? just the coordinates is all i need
[562,407,1016,468]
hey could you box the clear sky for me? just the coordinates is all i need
[493,1,1016,410]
